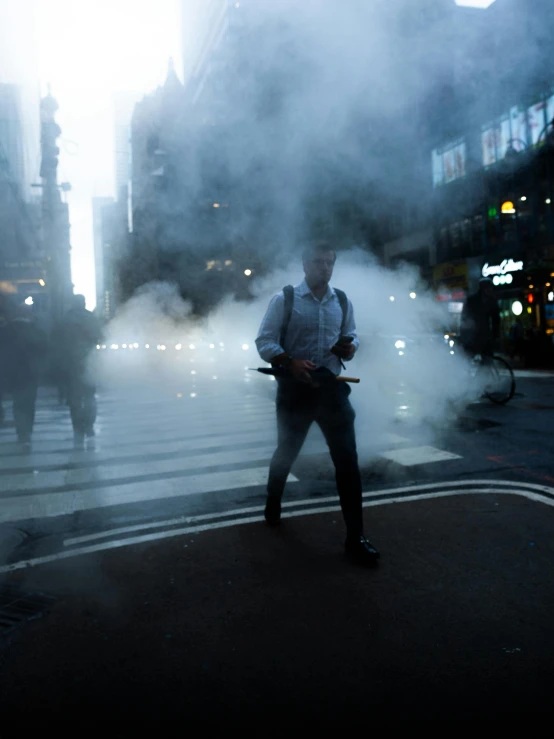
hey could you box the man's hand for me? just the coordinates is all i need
[290,359,317,383]
[331,342,356,360]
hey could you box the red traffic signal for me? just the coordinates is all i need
[527,293,534,304]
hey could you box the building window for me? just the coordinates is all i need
[432,140,467,187]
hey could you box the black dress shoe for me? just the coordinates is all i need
[264,496,281,526]
[345,535,380,565]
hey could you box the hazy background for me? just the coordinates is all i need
[1,0,183,308]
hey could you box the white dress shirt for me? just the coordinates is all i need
[255,279,359,375]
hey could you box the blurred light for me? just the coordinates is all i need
[213,203,220,208]
[449,340,455,347]
[547,199,552,204]
[389,296,395,302]
[549,292,554,302]
[210,344,215,349]
[176,343,182,350]
[527,307,533,314]
[520,196,527,202]
[450,350,455,355]
[235,1,240,6]
[189,344,196,350]
[133,343,139,349]
[501,200,516,214]
[444,334,449,340]
[177,393,182,398]
[399,405,408,411]
[190,393,197,398]
[244,269,252,276]
[394,340,406,349]
[529,285,534,290]
[145,344,150,349]
[24,296,33,306]
[398,351,404,356]
[161,345,166,351]
[409,292,416,299]
[191,370,196,375]
[101,345,106,350]
[242,343,249,350]
[96,344,100,350]
[212,375,218,380]
[122,344,127,348]
[39,279,45,287]
[225,260,232,266]
[219,342,224,347]
[546,283,551,287]
[455,1,497,8]
[111,344,118,350]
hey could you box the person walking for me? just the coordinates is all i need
[60,295,102,447]
[255,242,379,566]
[3,303,48,446]
[459,277,500,358]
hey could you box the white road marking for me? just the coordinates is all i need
[0,444,279,491]
[0,468,299,524]
[2,480,554,574]
[64,477,554,546]
[378,446,462,466]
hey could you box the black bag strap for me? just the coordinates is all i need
[279,285,348,349]
[334,288,348,332]
[280,285,295,348]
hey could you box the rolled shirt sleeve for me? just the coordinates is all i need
[255,292,286,363]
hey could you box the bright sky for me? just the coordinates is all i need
[36,0,183,310]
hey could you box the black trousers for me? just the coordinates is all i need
[267,379,364,537]
[12,382,37,441]
[68,377,97,434]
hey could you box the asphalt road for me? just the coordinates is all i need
[0,369,554,721]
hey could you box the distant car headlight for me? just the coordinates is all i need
[395,340,406,350]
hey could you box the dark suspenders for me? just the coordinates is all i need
[280,285,348,353]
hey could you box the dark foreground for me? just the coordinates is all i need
[1,491,553,722]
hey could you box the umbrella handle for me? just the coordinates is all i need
[336,376,360,384]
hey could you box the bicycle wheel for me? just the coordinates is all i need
[484,355,515,404]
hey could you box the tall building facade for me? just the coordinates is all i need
[0,83,44,315]
[374,0,554,359]
[92,196,115,318]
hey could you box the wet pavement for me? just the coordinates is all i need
[0,372,554,720]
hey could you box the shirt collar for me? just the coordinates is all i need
[297,279,335,302]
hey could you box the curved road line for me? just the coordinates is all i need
[0,479,553,574]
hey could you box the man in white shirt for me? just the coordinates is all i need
[256,242,379,566]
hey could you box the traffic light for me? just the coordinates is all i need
[527,293,534,304]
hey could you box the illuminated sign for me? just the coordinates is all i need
[455,1,496,8]
[501,201,516,214]
[482,259,524,279]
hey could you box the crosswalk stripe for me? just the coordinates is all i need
[0,444,280,493]
[0,468,298,524]
[0,429,279,471]
[378,446,462,466]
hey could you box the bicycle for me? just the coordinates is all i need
[469,353,516,405]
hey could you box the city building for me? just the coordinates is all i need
[92,196,115,319]
[38,92,74,327]
[0,83,44,317]
[372,0,554,359]
[427,0,554,355]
